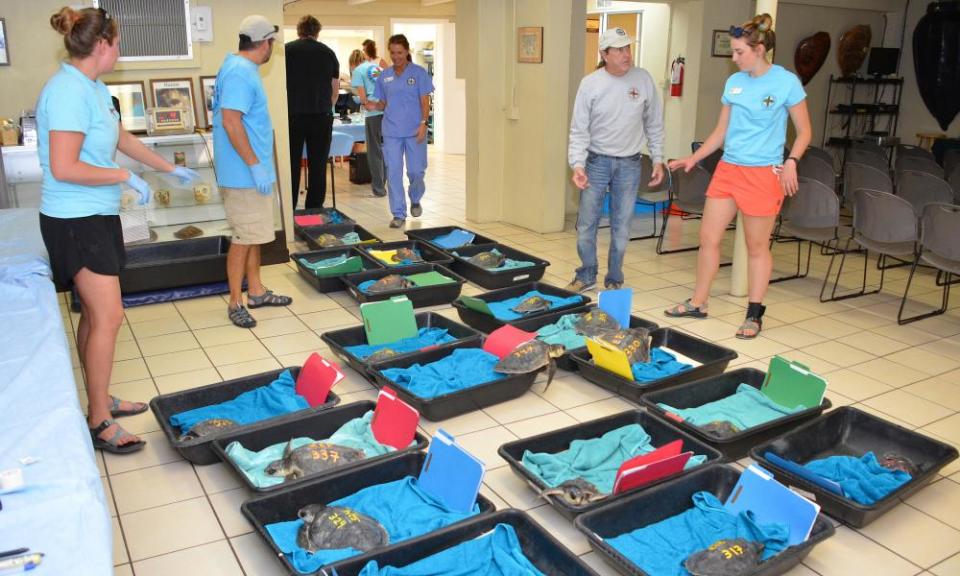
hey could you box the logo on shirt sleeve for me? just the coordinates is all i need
[407,77,416,86]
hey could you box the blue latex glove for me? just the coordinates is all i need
[168,166,201,186]
[126,172,151,205]
[249,162,274,196]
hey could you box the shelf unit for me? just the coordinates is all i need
[821,75,903,166]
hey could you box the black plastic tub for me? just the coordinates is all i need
[510,304,660,372]
[120,236,230,294]
[575,464,835,576]
[300,223,382,251]
[149,366,340,465]
[451,281,592,334]
[241,451,496,575]
[404,225,498,249]
[293,207,355,241]
[569,327,738,401]
[750,406,959,527]
[329,509,600,576]
[642,368,833,460]
[367,340,538,421]
[445,243,549,289]
[342,263,467,308]
[321,312,483,378]
[291,247,384,293]
[211,400,429,492]
[359,240,453,269]
[498,409,723,520]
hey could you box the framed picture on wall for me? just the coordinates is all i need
[150,77,199,122]
[106,81,148,133]
[711,29,733,58]
[199,75,216,129]
[0,18,9,66]
[518,26,543,64]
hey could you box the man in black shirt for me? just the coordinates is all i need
[285,15,339,209]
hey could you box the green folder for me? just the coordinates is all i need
[361,296,418,345]
[407,271,456,287]
[457,295,494,317]
[304,255,363,277]
[760,355,828,410]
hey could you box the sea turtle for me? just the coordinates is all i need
[466,250,506,269]
[178,418,238,441]
[573,309,621,337]
[174,225,204,240]
[366,348,399,364]
[296,504,389,553]
[700,420,740,439]
[540,478,607,507]
[880,453,918,475]
[264,440,366,481]
[595,327,651,364]
[391,248,423,263]
[367,274,415,294]
[684,538,765,576]
[494,339,565,391]
[511,295,551,315]
[316,233,344,248]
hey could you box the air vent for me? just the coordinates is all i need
[95,0,193,61]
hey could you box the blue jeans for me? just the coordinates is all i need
[575,152,642,285]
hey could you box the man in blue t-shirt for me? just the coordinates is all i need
[213,14,292,329]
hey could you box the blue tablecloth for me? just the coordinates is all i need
[0,209,113,576]
[333,119,366,143]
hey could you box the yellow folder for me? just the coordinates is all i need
[586,337,633,380]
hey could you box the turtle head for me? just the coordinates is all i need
[297,503,326,523]
[263,440,296,476]
[547,344,566,359]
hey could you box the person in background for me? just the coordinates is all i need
[352,40,387,198]
[664,13,811,339]
[567,26,665,293]
[363,38,389,70]
[39,6,199,453]
[369,34,434,228]
[285,15,339,209]
[213,14,293,329]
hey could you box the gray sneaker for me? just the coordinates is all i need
[389,217,405,228]
[564,278,596,294]
[411,203,423,217]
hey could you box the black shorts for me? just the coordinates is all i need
[39,213,126,292]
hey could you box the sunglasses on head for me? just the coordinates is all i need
[729,26,745,38]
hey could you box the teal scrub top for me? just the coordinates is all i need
[352,61,384,118]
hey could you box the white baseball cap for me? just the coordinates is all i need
[239,15,278,42]
[599,27,635,50]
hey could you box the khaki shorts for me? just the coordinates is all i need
[222,187,275,245]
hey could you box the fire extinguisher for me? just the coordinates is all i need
[670,56,685,97]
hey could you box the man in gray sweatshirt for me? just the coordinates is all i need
[567,26,665,293]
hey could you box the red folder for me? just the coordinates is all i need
[483,325,536,359]
[613,440,691,494]
[295,353,343,407]
[294,214,325,226]
[371,386,420,450]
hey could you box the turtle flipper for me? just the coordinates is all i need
[543,357,556,393]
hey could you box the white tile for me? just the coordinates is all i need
[859,502,960,568]
[483,391,559,425]
[801,525,920,576]
[110,460,204,515]
[121,498,224,561]
[230,532,290,576]
[455,426,518,470]
[527,504,592,555]
[144,349,213,377]
[209,487,255,537]
[103,430,184,475]
[483,467,543,510]
[204,340,273,367]
[132,540,243,576]
[506,411,579,439]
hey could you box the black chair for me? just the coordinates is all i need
[798,155,836,190]
[842,162,893,208]
[899,203,960,324]
[805,146,834,166]
[691,141,723,174]
[771,177,845,284]
[896,144,935,161]
[895,155,944,178]
[656,164,713,255]
[846,148,888,172]
[944,149,960,182]
[850,141,888,160]
[896,170,954,215]
[628,154,672,241]
[948,168,960,204]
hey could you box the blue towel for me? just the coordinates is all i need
[432,229,476,249]
[339,232,362,245]
[535,313,586,349]
[299,255,348,270]
[657,384,804,431]
[265,476,481,573]
[358,523,544,576]
[380,348,505,399]
[168,370,309,435]
[803,452,912,505]
[326,211,347,224]
[607,491,790,576]
[344,327,457,360]
[521,424,707,494]
[452,248,535,271]
[632,348,692,382]
[487,290,585,321]
[223,411,403,488]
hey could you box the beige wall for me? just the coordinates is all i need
[281,0,455,33]
[692,0,749,144]
[662,0,703,160]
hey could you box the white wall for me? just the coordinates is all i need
[442,21,466,154]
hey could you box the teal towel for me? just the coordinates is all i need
[535,313,586,349]
[631,348,692,382]
[521,423,707,495]
[344,327,456,360]
[804,452,912,505]
[339,232,362,245]
[657,383,804,431]
[299,255,348,270]
[488,290,584,321]
[223,411,400,488]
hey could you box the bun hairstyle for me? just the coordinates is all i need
[737,13,776,53]
[50,6,118,59]
[362,39,378,60]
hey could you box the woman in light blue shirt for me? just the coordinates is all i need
[38,7,198,454]
[352,41,386,198]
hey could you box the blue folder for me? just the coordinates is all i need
[418,429,485,514]
[724,464,820,546]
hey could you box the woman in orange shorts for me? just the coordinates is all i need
[664,13,811,339]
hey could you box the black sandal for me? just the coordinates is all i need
[228,305,257,328]
[109,395,148,418]
[664,299,708,319]
[247,289,293,308]
[90,418,145,454]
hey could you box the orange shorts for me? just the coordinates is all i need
[705,160,785,217]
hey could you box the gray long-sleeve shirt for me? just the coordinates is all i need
[568,66,665,168]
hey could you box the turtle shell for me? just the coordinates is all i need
[684,538,764,576]
[495,339,551,373]
[573,309,621,337]
[179,418,238,441]
[317,233,344,248]
[511,295,550,314]
[264,442,367,481]
[392,248,423,263]
[296,504,389,553]
[467,250,506,269]
[596,327,651,364]
[700,420,740,439]
[541,478,606,507]
[366,348,399,364]
[367,274,414,294]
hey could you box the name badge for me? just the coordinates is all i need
[385,76,395,83]
[730,87,743,95]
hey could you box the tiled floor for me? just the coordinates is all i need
[64,150,960,575]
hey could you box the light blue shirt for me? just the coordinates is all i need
[212,53,275,189]
[375,62,434,138]
[37,63,121,218]
[721,64,806,167]
[352,61,383,118]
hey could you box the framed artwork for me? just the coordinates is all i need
[0,18,9,66]
[106,81,148,133]
[149,77,198,122]
[712,29,733,58]
[199,75,216,129]
[517,26,543,64]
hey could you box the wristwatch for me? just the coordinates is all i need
[420,120,428,125]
